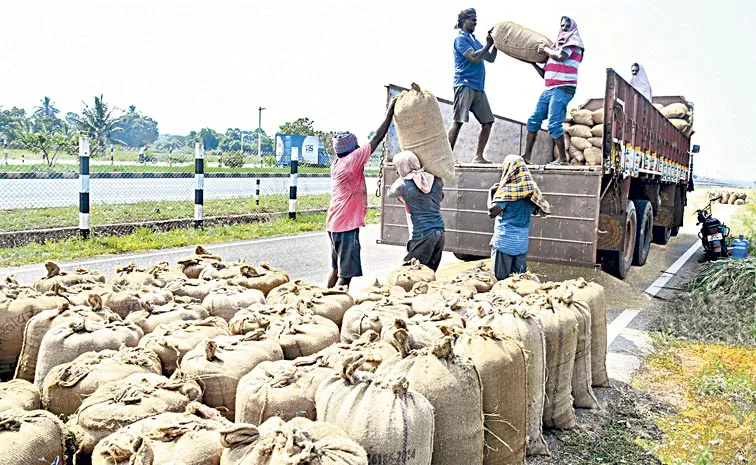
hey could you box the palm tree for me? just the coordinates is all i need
[75,95,124,155]
[33,97,60,118]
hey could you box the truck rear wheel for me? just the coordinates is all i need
[652,226,672,245]
[600,200,637,279]
[454,252,489,262]
[633,200,653,266]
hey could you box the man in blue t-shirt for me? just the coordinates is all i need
[448,8,497,164]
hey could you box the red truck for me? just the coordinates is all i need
[378,69,697,278]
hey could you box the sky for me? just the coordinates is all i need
[2,0,754,182]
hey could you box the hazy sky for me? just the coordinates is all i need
[2,0,753,181]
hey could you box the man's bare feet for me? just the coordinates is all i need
[471,156,492,164]
[548,158,569,166]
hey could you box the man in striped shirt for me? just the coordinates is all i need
[522,16,584,165]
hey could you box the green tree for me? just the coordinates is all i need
[0,106,28,143]
[31,97,63,135]
[111,105,159,147]
[33,97,60,118]
[198,128,220,150]
[16,129,78,167]
[278,118,338,156]
[73,95,124,156]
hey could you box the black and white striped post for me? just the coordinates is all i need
[78,137,90,239]
[194,142,204,228]
[288,149,298,219]
[255,178,260,205]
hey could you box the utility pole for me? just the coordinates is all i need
[257,106,266,162]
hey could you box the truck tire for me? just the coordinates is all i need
[599,200,637,279]
[652,226,672,245]
[454,252,488,262]
[633,200,653,266]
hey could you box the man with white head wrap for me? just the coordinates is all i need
[630,63,652,101]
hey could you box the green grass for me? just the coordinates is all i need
[1,194,342,232]
[0,163,345,174]
[0,210,381,267]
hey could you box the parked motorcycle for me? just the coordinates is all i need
[696,195,730,261]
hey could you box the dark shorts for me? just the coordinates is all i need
[453,86,495,124]
[329,228,363,279]
[491,249,527,280]
[404,229,445,272]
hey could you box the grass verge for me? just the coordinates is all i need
[0,210,380,267]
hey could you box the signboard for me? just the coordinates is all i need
[302,136,320,164]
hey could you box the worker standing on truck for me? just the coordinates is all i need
[630,63,652,102]
[326,98,396,289]
[522,16,584,165]
[488,154,551,279]
[448,7,497,164]
[387,151,445,271]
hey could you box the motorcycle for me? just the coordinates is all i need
[696,195,730,261]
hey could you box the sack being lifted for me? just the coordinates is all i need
[491,21,552,63]
[393,83,455,180]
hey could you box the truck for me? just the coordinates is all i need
[378,69,696,279]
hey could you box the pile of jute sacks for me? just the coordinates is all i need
[563,109,605,166]
[708,190,748,206]
[655,102,694,138]
[0,247,610,465]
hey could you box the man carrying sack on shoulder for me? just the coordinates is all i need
[448,7,497,164]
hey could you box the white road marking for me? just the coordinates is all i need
[606,240,702,345]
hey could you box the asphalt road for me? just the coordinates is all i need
[0,177,380,209]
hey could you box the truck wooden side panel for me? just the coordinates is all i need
[379,165,602,267]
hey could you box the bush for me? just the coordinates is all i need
[223,151,246,168]
[165,154,189,166]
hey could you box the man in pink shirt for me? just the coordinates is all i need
[326,98,396,288]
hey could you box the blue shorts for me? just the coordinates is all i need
[526,87,575,138]
[329,228,363,279]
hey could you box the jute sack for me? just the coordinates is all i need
[352,279,409,305]
[662,103,690,120]
[228,263,290,296]
[67,372,202,455]
[220,416,368,465]
[42,347,162,418]
[563,278,609,387]
[670,119,691,136]
[126,300,210,334]
[571,136,592,151]
[0,379,40,412]
[138,316,230,376]
[592,108,605,124]
[14,295,120,382]
[110,263,163,289]
[571,109,594,127]
[412,279,477,300]
[55,282,116,307]
[466,304,549,456]
[584,147,603,166]
[491,21,552,63]
[393,84,455,180]
[450,261,497,293]
[200,261,246,281]
[381,311,464,352]
[91,402,232,465]
[454,327,528,465]
[177,331,284,420]
[526,294,579,429]
[2,292,72,379]
[316,367,434,465]
[591,124,604,137]
[145,261,188,286]
[568,145,584,163]
[315,330,407,373]
[588,136,603,148]
[235,359,334,425]
[340,298,411,343]
[165,277,228,301]
[491,272,542,297]
[135,285,174,307]
[266,281,354,327]
[653,103,664,112]
[265,309,340,359]
[177,246,223,279]
[410,292,449,315]
[376,337,484,465]
[387,258,436,292]
[202,285,266,322]
[0,409,66,465]
[34,319,144,389]
[565,124,592,139]
[33,262,106,293]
